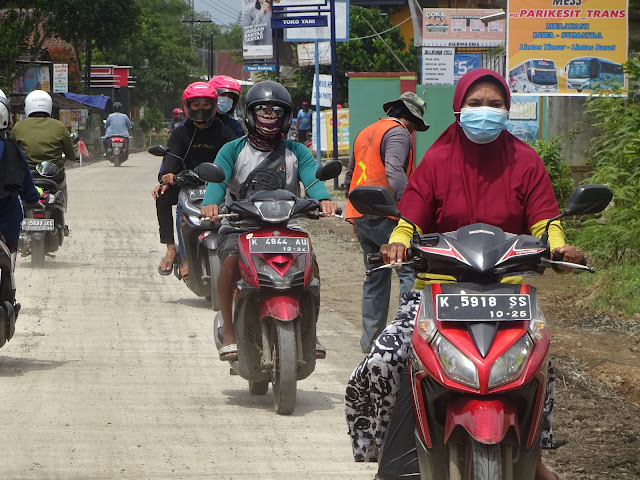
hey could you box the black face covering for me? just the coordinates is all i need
[247,110,285,151]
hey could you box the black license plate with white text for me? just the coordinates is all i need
[248,236,309,254]
[436,294,531,321]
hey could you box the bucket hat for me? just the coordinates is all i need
[383,92,429,132]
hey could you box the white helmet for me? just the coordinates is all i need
[0,89,9,130]
[25,89,52,117]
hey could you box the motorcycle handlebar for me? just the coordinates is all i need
[552,251,587,266]
[367,252,384,266]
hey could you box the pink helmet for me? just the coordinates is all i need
[182,82,218,123]
[209,75,241,112]
[172,108,183,116]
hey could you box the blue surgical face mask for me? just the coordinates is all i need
[458,106,509,144]
[217,96,234,115]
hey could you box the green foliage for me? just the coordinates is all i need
[141,107,165,132]
[577,264,640,317]
[528,136,574,210]
[573,53,640,264]
[289,6,420,108]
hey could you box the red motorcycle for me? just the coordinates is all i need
[105,136,129,167]
[348,184,612,480]
[196,160,342,415]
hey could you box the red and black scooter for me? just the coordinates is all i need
[348,184,612,480]
[196,160,342,415]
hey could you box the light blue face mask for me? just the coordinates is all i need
[458,106,509,144]
[217,96,234,115]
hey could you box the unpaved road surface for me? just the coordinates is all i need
[1,153,376,480]
[2,152,640,480]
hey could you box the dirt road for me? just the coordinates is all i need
[0,153,376,480]
[2,152,639,480]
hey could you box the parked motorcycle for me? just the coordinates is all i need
[148,146,221,310]
[0,234,18,348]
[348,184,613,480]
[19,161,67,267]
[196,160,342,415]
[105,136,129,167]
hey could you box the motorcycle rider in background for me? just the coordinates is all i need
[209,75,245,137]
[10,89,76,209]
[167,108,183,132]
[153,82,237,277]
[103,102,132,156]
[0,90,42,260]
[200,80,338,362]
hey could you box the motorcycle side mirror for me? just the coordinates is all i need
[194,163,226,183]
[562,184,613,216]
[35,161,60,178]
[316,160,342,181]
[540,184,613,244]
[348,186,400,218]
[70,132,79,143]
[148,145,168,156]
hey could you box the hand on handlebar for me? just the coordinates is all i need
[151,184,169,199]
[161,173,176,185]
[552,244,586,270]
[200,204,220,222]
[319,200,339,216]
[380,242,407,265]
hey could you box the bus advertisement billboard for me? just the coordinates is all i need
[507,0,628,96]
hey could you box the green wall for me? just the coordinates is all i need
[415,85,456,164]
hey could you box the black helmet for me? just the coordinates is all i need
[244,80,292,134]
[112,102,123,113]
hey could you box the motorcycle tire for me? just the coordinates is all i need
[248,381,269,395]
[472,440,502,480]
[272,320,297,415]
[113,153,121,167]
[208,250,221,311]
[31,238,46,267]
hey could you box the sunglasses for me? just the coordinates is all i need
[254,104,285,118]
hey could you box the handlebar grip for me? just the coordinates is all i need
[336,207,342,215]
[367,253,384,266]
[552,252,587,266]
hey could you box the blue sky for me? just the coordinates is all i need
[193,0,242,26]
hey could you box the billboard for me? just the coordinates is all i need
[507,0,628,96]
[422,8,505,47]
[283,0,349,42]
[243,0,273,59]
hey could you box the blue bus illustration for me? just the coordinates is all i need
[564,57,624,93]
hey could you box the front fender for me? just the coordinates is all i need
[259,295,299,321]
[444,397,519,445]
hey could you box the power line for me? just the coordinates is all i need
[350,16,411,41]
[197,0,239,23]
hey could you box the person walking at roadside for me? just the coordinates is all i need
[295,101,312,143]
[344,92,429,354]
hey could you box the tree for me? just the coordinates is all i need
[98,0,200,113]
[289,6,420,108]
[45,0,141,93]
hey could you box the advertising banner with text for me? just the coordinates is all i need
[422,8,505,47]
[507,0,628,96]
[242,0,273,60]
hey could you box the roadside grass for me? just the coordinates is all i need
[577,262,640,317]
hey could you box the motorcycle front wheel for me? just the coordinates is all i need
[271,320,297,415]
[207,250,221,311]
[471,440,502,480]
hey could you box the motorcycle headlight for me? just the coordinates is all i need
[432,333,479,389]
[254,200,295,223]
[489,334,533,389]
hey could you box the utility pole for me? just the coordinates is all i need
[182,0,212,66]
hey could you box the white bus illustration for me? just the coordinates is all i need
[508,59,559,93]
[564,57,624,93]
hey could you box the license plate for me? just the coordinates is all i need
[21,218,55,232]
[111,142,123,147]
[435,294,531,321]
[248,236,309,254]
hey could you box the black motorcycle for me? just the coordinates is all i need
[19,161,67,267]
[0,234,18,348]
[149,146,221,310]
